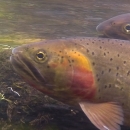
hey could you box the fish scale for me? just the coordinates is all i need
[10,37,130,130]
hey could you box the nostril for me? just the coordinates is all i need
[12,48,16,54]
[96,24,104,32]
[12,47,23,55]
[12,47,19,55]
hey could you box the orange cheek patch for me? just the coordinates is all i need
[70,67,95,100]
[67,51,96,100]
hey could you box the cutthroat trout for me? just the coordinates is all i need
[96,13,130,40]
[10,37,130,130]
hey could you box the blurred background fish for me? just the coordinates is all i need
[96,13,130,40]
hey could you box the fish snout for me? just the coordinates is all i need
[10,46,24,64]
[12,46,24,55]
[96,23,104,32]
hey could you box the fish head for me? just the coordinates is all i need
[10,39,96,104]
[96,13,130,40]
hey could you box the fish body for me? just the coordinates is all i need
[96,13,130,40]
[10,37,130,130]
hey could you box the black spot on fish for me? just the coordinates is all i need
[102,42,104,44]
[92,42,94,44]
[117,54,120,57]
[124,61,126,64]
[110,58,113,61]
[101,71,104,74]
[116,66,119,70]
[25,47,29,51]
[92,62,95,66]
[61,56,64,58]
[116,73,119,76]
[47,65,50,68]
[68,60,71,63]
[87,49,89,53]
[104,53,106,56]
[92,52,94,55]
[109,84,111,88]
[120,44,122,46]
[72,60,74,62]
[97,78,100,81]
[108,69,111,72]
[98,89,100,92]
[99,46,102,49]
[104,85,107,88]
[86,43,89,45]
[59,51,62,53]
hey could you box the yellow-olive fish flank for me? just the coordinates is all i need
[10,37,130,130]
[96,13,130,40]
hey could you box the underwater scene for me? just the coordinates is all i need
[0,0,130,130]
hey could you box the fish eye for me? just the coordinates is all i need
[124,24,130,34]
[36,51,47,62]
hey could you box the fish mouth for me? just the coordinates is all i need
[10,48,46,85]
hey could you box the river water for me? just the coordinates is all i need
[0,0,130,41]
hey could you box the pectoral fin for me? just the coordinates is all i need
[79,102,123,130]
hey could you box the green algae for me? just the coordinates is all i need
[0,34,44,46]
